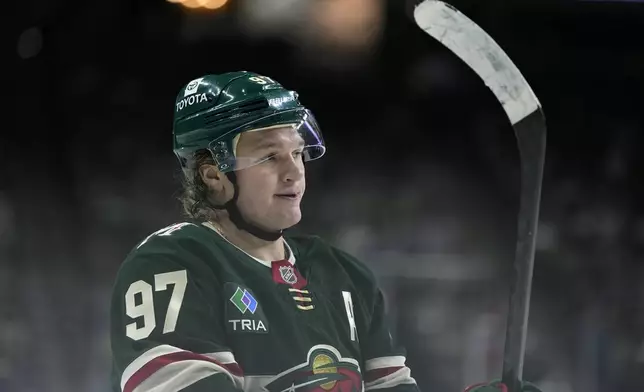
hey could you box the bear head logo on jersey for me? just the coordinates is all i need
[264,345,362,392]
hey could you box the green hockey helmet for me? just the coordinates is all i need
[172,71,326,173]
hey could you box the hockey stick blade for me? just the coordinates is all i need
[413,2,547,391]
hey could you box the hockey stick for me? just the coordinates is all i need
[413,2,547,392]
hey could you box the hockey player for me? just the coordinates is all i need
[109,71,542,392]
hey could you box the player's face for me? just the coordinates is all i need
[234,126,306,231]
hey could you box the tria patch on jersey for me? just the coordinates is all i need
[271,260,307,289]
[263,344,362,392]
[228,319,268,333]
[224,283,269,334]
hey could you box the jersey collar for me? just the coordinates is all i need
[202,221,296,268]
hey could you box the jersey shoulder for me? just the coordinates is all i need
[116,221,225,281]
[127,220,230,255]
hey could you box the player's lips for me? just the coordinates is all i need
[275,191,301,200]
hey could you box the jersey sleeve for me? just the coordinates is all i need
[361,287,419,391]
[110,235,243,392]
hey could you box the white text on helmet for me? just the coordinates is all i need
[176,93,208,112]
[268,96,294,108]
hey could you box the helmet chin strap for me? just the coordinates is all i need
[211,171,285,242]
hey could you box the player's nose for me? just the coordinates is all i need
[281,155,304,183]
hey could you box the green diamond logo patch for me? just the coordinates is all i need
[230,287,258,314]
[224,283,268,334]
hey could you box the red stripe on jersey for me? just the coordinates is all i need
[123,351,243,392]
[364,366,404,383]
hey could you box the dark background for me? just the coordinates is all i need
[6,0,644,391]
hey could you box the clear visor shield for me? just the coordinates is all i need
[209,109,326,173]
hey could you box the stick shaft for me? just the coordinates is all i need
[501,110,547,392]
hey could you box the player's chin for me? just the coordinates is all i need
[273,207,302,228]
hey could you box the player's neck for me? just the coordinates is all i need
[210,219,285,262]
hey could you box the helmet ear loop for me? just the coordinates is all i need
[211,134,241,206]
[209,138,237,173]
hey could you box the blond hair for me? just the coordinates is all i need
[178,150,220,222]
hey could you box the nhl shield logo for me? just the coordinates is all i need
[271,260,307,289]
[279,265,298,285]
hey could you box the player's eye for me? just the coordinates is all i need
[260,152,278,163]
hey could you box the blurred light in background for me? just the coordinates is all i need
[239,0,308,35]
[239,0,384,52]
[307,0,384,50]
[167,0,385,67]
[168,0,228,10]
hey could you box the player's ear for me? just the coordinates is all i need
[199,164,225,192]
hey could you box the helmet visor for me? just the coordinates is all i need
[209,109,326,172]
